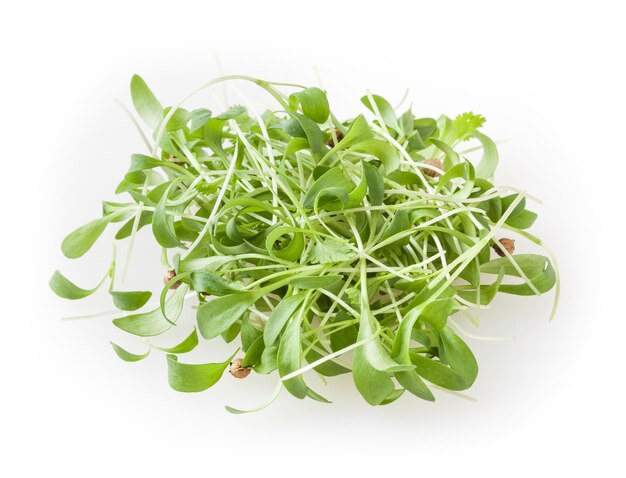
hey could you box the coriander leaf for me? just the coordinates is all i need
[307,238,355,264]
[451,112,486,141]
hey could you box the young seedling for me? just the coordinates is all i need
[50,74,559,411]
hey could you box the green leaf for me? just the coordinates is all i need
[290,87,330,123]
[358,309,412,373]
[284,137,310,156]
[49,270,106,300]
[481,254,556,295]
[506,210,537,229]
[254,345,279,374]
[166,351,235,393]
[395,369,434,401]
[472,131,498,179]
[329,312,358,352]
[190,108,212,133]
[152,182,184,249]
[456,268,505,305]
[264,227,305,262]
[241,315,262,352]
[152,329,199,354]
[264,292,308,346]
[414,118,438,140]
[303,167,353,210]
[130,74,163,129]
[110,342,150,362]
[501,194,527,218]
[321,115,373,162]
[287,112,324,153]
[110,290,152,311]
[419,287,455,330]
[190,272,244,296]
[361,94,400,133]
[243,336,265,367]
[289,275,342,290]
[363,162,385,206]
[430,138,460,169]
[439,326,478,387]
[380,388,405,405]
[61,217,109,259]
[215,105,245,120]
[278,303,326,401]
[116,211,152,240]
[164,107,190,131]
[305,348,350,376]
[353,345,395,405]
[197,291,259,339]
[381,210,410,247]
[178,256,233,273]
[350,140,400,174]
[410,353,467,391]
[346,168,368,208]
[113,285,188,337]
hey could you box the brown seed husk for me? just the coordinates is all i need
[326,129,344,147]
[229,358,251,379]
[423,158,444,177]
[168,155,186,167]
[493,238,515,257]
[163,269,182,289]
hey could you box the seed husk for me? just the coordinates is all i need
[229,358,251,379]
[494,238,516,257]
[163,269,182,289]
[423,158,444,177]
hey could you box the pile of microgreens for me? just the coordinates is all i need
[50,74,559,412]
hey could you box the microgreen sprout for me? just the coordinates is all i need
[50,74,559,410]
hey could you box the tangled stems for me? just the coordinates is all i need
[50,74,558,410]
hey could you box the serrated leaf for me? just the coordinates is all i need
[452,112,486,141]
[307,238,355,264]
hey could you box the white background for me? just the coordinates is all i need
[2,1,624,476]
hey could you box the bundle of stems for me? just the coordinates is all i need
[50,74,558,411]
